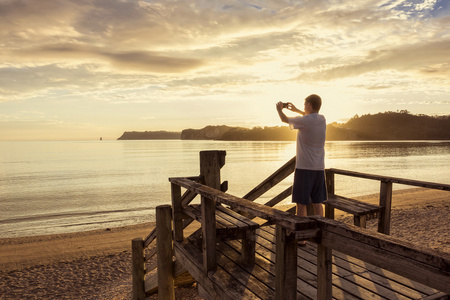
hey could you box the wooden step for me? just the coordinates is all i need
[324,195,381,228]
[184,204,260,267]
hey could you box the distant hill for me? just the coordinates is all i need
[181,125,235,140]
[328,111,450,140]
[117,112,450,141]
[117,131,181,140]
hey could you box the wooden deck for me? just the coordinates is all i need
[175,222,447,300]
[132,151,450,300]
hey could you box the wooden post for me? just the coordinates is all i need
[378,181,393,234]
[200,150,226,189]
[171,183,183,242]
[201,195,217,273]
[325,170,335,219]
[198,151,225,273]
[132,238,145,300]
[275,224,297,300]
[317,244,332,300]
[241,228,256,267]
[354,215,367,229]
[156,205,175,300]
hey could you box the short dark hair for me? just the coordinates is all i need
[305,94,322,112]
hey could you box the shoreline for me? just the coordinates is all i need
[1,188,448,299]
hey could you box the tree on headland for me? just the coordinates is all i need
[117,111,450,141]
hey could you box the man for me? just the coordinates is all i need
[276,94,327,224]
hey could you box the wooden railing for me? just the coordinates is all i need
[241,156,450,234]
[325,168,450,234]
[132,151,450,299]
[167,177,450,299]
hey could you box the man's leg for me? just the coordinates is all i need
[296,203,307,217]
[313,203,324,217]
[296,204,308,246]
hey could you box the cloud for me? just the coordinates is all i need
[0,0,449,136]
[10,43,204,73]
[296,39,450,81]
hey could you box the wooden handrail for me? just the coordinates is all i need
[312,215,450,294]
[243,156,296,201]
[168,176,450,296]
[169,177,316,232]
[328,168,450,191]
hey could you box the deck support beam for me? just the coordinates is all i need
[199,151,225,273]
[275,224,297,300]
[317,244,333,300]
[132,237,145,300]
[325,170,335,220]
[378,181,393,234]
[172,183,184,242]
[156,205,175,300]
[201,195,217,272]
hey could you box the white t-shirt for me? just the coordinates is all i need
[288,113,326,170]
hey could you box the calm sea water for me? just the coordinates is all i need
[0,140,449,238]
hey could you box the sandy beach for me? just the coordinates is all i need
[0,188,448,299]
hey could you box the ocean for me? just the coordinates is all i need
[1,140,449,238]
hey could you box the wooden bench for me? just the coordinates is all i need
[324,195,381,228]
[183,204,260,266]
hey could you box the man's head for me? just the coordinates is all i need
[304,94,322,113]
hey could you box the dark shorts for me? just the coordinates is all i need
[292,169,327,205]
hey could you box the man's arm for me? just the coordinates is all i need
[286,102,305,115]
[277,101,305,124]
[276,102,289,123]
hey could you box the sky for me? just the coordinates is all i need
[0,0,449,140]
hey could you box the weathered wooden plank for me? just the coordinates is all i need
[143,228,156,248]
[169,177,317,232]
[243,156,296,201]
[132,238,145,300]
[201,196,217,273]
[258,225,443,299]
[329,250,439,296]
[184,204,233,230]
[317,244,332,300]
[257,227,362,300]
[330,254,427,299]
[328,168,450,191]
[324,196,381,216]
[181,189,198,207]
[214,206,255,229]
[378,180,393,234]
[314,217,450,294]
[156,205,174,300]
[186,203,259,267]
[215,243,275,299]
[222,239,276,286]
[217,205,260,229]
[300,243,440,298]
[293,228,320,240]
[200,150,225,190]
[275,224,297,300]
[145,258,157,274]
[263,186,292,208]
[184,205,254,243]
[256,229,363,300]
[421,292,450,300]
[325,169,335,197]
[241,227,256,267]
[171,183,184,242]
[174,240,261,299]
[144,246,157,262]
